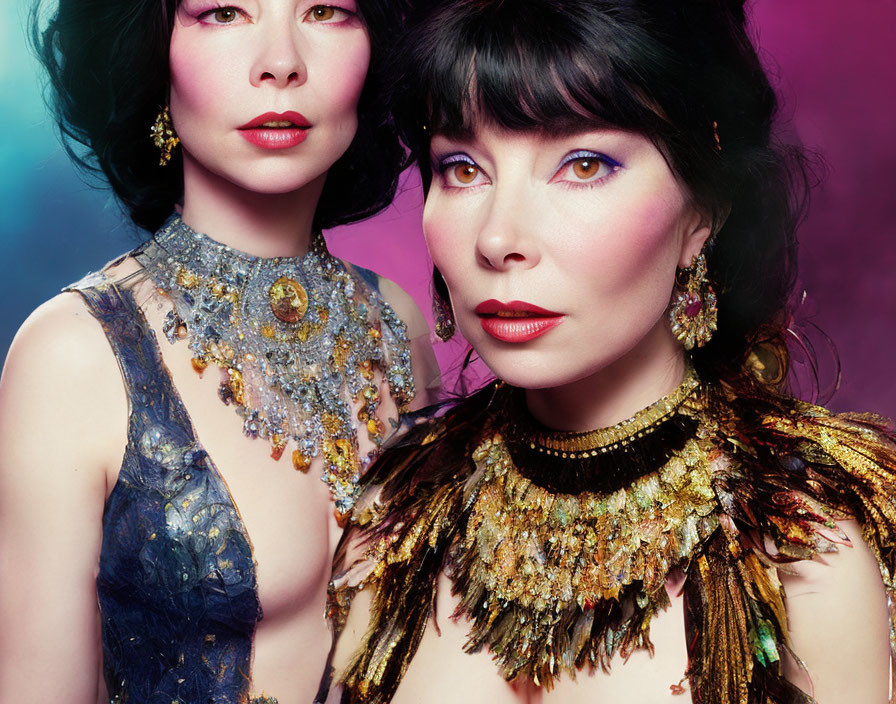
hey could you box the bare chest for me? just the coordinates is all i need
[391,574,692,704]
[127,306,343,595]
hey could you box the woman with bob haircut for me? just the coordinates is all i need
[0,0,437,702]
[322,1,896,702]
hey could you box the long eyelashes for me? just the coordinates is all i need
[434,153,488,189]
[194,4,357,25]
[196,5,246,24]
[552,150,623,188]
[432,150,623,190]
[305,5,358,23]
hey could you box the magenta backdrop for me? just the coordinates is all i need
[1,1,894,417]
[325,0,896,417]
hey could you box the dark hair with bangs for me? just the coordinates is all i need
[392,0,812,396]
[31,0,407,234]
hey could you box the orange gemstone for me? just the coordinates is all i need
[292,450,312,472]
[270,435,286,461]
[268,276,308,324]
[191,357,208,375]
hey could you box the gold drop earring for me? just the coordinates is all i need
[433,295,456,342]
[668,252,718,350]
[151,105,180,166]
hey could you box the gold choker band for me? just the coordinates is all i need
[515,367,700,460]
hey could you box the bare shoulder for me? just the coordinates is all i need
[327,520,383,677]
[0,292,127,699]
[330,579,376,680]
[322,579,375,704]
[360,272,441,407]
[1,291,129,477]
[3,291,121,393]
[374,274,430,339]
[780,519,890,702]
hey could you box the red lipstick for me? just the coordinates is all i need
[475,300,564,343]
[238,111,311,149]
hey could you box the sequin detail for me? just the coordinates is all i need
[135,216,415,513]
[456,433,719,684]
[333,382,896,704]
[66,277,261,704]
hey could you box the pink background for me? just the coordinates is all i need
[1,0,894,417]
[327,1,896,416]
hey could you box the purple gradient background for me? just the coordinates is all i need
[329,1,896,415]
[2,1,894,416]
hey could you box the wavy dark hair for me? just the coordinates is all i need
[390,0,814,397]
[31,0,407,233]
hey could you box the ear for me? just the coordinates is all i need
[677,208,713,268]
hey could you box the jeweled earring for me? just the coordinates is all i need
[669,252,717,350]
[433,294,456,342]
[151,106,180,166]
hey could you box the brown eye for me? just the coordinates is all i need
[453,164,479,184]
[572,158,600,179]
[213,7,238,22]
[310,5,336,21]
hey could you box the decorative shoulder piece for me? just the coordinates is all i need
[759,404,896,587]
[685,401,896,704]
[335,382,896,704]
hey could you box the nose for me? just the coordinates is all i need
[475,191,541,272]
[250,21,307,88]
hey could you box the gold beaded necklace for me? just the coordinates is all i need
[512,367,700,459]
[451,371,720,686]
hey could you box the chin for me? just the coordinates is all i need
[478,347,599,391]
[226,166,329,196]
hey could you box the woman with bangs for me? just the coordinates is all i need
[0,0,438,702]
[321,1,896,702]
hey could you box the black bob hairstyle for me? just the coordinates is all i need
[32,0,407,233]
[390,0,814,395]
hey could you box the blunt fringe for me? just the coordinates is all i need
[391,0,815,397]
[31,0,407,233]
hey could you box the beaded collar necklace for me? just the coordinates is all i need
[136,215,415,515]
[503,368,701,493]
[453,371,716,685]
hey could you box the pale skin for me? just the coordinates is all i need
[328,124,890,703]
[0,1,437,702]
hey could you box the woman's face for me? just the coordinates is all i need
[424,122,711,390]
[169,0,370,195]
